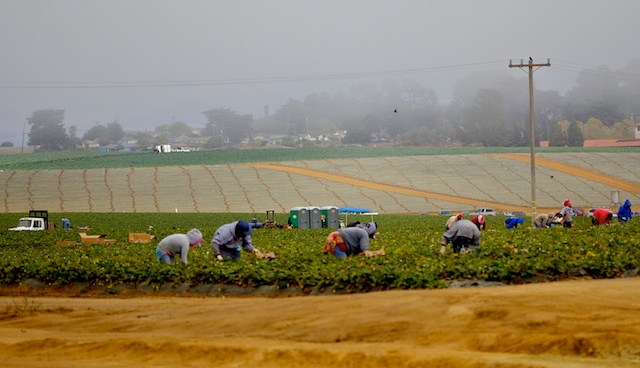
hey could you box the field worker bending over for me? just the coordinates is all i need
[559,199,575,228]
[618,199,633,225]
[156,228,203,264]
[592,208,613,225]
[505,217,525,229]
[533,213,553,228]
[445,213,464,230]
[440,219,480,254]
[471,215,486,230]
[211,220,260,261]
[324,222,384,259]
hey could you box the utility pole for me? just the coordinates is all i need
[21,119,27,154]
[509,58,550,220]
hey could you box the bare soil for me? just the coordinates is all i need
[1,278,640,367]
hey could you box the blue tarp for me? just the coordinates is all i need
[338,207,372,213]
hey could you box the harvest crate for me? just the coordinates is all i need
[128,232,155,243]
[79,232,116,245]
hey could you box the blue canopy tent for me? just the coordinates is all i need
[338,207,378,225]
[338,207,371,213]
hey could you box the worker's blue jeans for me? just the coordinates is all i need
[221,247,241,261]
[156,249,174,263]
[333,247,347,259]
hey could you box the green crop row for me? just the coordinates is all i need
[1,213,638,292]
[5,146,638,171]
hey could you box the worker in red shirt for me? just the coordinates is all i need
[592,208,613,225]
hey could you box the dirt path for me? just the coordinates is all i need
[493,153,640,195]
[248,162,531,213]
[2,278,640,367]
[250,154,640,215]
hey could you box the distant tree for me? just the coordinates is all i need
[155,124,169,133]
[204,136,223,149]
[460,89,510,146]
[617,58,640,119]
[548,121,567,147]
[281,136,298,147]
[581,118,609,140]
[156,133,169,145]
[567,121,584,147]
[342,127,371,145]
[27,109,69,151]
[202,108,253,144]
[105,121,124,143]
[83,124,108,141]
[97,137,110,146]
[167,121,192,137]
[68,125,81,149]
[1,141,13,147]
[564,65,620,105]
[562,100,624,127]
[610,120,634,139]
[132,131,152,149]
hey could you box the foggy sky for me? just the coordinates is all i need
[1,0,638,145]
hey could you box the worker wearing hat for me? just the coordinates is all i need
[445,213,464,230]
[471,215,486,230]
[559,199,574,228]
[211,220,261,261]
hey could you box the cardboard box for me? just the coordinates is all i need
[128,232,155,243]
[79,232,116,245]
[56,240,79,247]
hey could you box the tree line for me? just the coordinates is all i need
[18,58,640,151]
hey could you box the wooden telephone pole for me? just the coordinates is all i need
[509,58,550,220]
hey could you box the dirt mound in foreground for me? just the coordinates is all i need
[1,278,640,367]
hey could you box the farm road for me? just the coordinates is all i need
[2,278,640,367]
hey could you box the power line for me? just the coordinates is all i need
[0,60,505,89]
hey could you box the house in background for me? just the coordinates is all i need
[584,123,640,147]
[541,123,640,148]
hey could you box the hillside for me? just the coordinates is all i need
[1,151,638,214]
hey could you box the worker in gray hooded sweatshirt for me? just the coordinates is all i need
[156,228,203,265]
[440,219,480,254]
[211,220,261,261]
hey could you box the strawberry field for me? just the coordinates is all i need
[1,212,638,294]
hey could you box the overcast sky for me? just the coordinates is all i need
[1,0,638,145]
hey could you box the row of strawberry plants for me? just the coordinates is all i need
[1,213,639,291]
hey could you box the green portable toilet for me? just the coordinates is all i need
[308,206,322,229]
[289,207,309,229]
[320,205,339,229]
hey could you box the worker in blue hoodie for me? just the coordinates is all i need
[505,217,525,229]
[617,199,633,225]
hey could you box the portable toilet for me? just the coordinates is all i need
[320,206,339,228]
[289,207,309,229]
[308,206,322,229]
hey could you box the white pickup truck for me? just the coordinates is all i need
[9,217,47,231]
[472,208,497,216]
[8,210,52,231]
